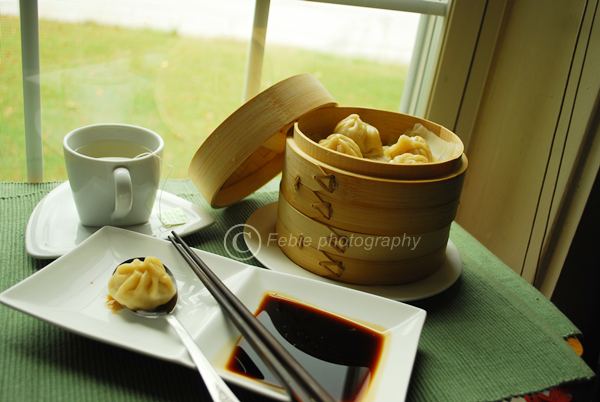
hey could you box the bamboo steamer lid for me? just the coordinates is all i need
[189,74,336,207]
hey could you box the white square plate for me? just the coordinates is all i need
[1,227,425,401]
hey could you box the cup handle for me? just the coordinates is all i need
[112,167,133,220]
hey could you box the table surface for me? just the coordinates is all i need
[0,180,594,402]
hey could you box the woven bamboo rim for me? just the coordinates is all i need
[188,74,336,207]
[276,219,445,285]
[277,193,451,260]
[294,106,464,180]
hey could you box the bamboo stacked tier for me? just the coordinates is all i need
[189,74,467,286]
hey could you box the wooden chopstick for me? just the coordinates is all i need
[168,232,335,402]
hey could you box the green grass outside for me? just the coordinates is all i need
[0,17,407,180]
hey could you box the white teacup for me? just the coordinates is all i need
[63,124,164,227]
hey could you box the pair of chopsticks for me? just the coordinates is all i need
[168,231,335,402]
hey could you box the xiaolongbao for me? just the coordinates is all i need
[108,256,176,310]
[333,114,383,157]
[390,153,429,164]
[318,133,363,157]
[384,134,433,162]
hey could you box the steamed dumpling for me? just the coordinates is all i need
[333,114,383,157]
[384,134,433,162]
[390,153,429,164]
[318,133,363,157]
[108,256,176,310]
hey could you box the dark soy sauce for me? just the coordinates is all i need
[226,294,384,402]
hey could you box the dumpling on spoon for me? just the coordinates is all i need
[108,256,176,311]
[318,133,363,157]
[333,114,383,158]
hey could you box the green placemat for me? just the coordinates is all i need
[0,181,594,402]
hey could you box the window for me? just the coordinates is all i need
[261,1,420,110]
[0,0,447,181]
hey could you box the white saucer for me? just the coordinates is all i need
[26,182,214,259]
[244,203,462,301]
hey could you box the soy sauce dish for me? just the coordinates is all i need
[227,293,386,402]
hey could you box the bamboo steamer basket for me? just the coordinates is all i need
[188,74,467,286]
[278,131,465,284]
[281,136,467,235]
[294,106,464,180]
